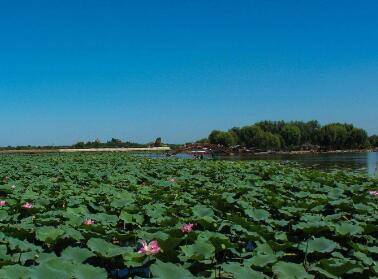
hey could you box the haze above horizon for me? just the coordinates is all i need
[1,0,377,146]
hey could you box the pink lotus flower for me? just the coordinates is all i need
[369,191,378,196]
[137,240,161,255]
[0,200,6,206]
[84,219,95,225]
[181,223,194,233]
[22,202,33,209]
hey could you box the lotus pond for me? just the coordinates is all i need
[0,153,377,278]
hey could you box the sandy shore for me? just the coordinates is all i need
[0,147,171,154]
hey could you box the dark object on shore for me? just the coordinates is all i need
[171,143,231,156]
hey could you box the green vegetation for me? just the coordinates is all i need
[0,138,147,151]
[207,120,374,151]
[0,153,377,278]
[370,135,378,148]
[0,137,175,151]
[72,138,147,149]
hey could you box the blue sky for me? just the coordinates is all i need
[0,0,377,145]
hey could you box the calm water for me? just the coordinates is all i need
[214,151,378,176]
[137,151,378,176]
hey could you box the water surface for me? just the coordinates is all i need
[136,151,378,176]
[214,151,378,176]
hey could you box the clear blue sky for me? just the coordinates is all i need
[0,0,377,145]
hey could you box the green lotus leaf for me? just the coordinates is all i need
[315,258,364,277]
[300,237,339,254]
[0,184,14,194]
[120,211,144,225]
[372,265,378,274]
[30,259,72,279]
[138,231,170,242]
[35,252,59,264]
[61,247,95,263]
[0,244,12,263]
[122,249,145,266]
[180,239,215,261]
[87,237,125,258]
[1,152,377,277]
[292,221,330,233]
[222,262,268,279]
[119,211,133,223]
[0,211,10,222]
[274,232,288,241]
[327,188,344,199]
[60,227,84,241]
[353,251,374,266]
[221,192,236,204]
[17,251,40,264]
[5,237,43,252]
[192,205,214,218]
[245,208,270,221]
[150,260,194,279]
[110,199,131,209]
[334,222,364,236]
[89,213,118,225]
[254,242,274,255]
[310,266,338,279]
[0,264,31,279]
[30,257,107,279]
[72,263,108,279]
[367,246,378,254]
[197,231,233,251]
[35,226,65,243]
[248,253,278,267]
[272,261,314,279]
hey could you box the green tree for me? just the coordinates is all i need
[208,131,236,146]
[74,141,85,148]
[256,120,285,134]
[107,138,123,147]
[154,137,162,147]
[93,138,101,148]
[281,124,301,147]
[347,128,369,149]
[204,120,370,151]
[228,127,241,145]
[369,135,378,147]
[239,125,264,147]
[292,120,320,144]
[209,130,222,144]
[260,132,281,150]
[320,124,348,149]
[196,138,209,144]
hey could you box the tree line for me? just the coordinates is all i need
[72,138,147,149]
[203,120,378,151]
[0,138,165,150]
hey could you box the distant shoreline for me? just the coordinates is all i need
[0,147,376,156]
[0,147,171,154]
[248,148,376,156]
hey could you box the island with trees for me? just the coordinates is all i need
[200,120,378,153]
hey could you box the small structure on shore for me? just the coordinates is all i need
[170,143,232,156]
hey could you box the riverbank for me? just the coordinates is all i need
[0,146,375,156]
[251,148,375,156]
[0,147,170,154]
